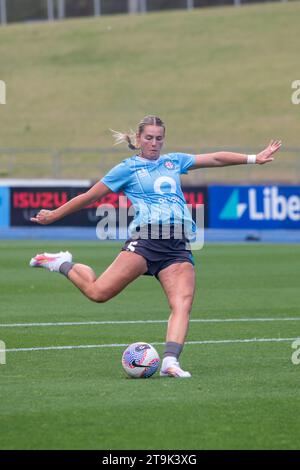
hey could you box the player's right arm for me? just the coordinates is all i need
[30,181,112,225]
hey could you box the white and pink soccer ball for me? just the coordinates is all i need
[122,342,160,378]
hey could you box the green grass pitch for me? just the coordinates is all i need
[0,241,300,449]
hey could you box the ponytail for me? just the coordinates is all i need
[110,129,138,151]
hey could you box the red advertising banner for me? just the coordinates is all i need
[10,186,208,227]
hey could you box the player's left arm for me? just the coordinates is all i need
[190,140,282,169]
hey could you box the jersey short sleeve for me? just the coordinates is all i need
[173,153,196,174]
[101,161,130,193]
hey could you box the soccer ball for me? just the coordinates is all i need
[122,342,160,378]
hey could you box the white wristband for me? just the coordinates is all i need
[247,154,256,164]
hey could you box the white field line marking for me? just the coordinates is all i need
[5,337,297,353]
[1,317,300,328]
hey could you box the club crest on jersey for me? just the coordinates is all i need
[164,160,175,170]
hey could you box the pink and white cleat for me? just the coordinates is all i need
[29,251,72,272]
[160,360,192,378]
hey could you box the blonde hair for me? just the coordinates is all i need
[110,115,165,151]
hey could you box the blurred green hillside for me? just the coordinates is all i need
[0,1,299,181]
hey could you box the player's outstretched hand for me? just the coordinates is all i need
[256,140,282,165]
[30,209,56,225]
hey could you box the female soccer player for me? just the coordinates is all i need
[30,115,281,378]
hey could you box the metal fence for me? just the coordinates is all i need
[0,147,299,184]
[0,0,293,25]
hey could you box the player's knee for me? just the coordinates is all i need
[170,295,193,315]
[86,286,109,303]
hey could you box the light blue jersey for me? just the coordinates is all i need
[101,153,196,236]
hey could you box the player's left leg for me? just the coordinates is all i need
[30,250,148,303]
[157,262,195,378]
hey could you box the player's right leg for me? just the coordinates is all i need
[30,250,148,303]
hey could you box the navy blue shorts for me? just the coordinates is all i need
[121,226,194,278]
